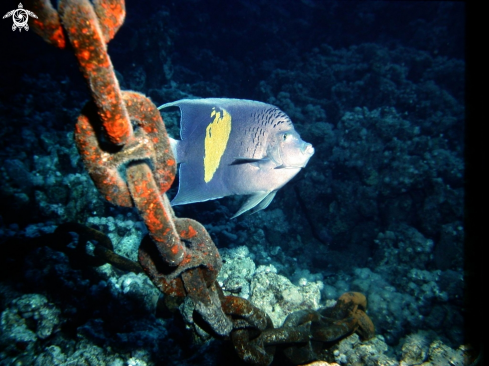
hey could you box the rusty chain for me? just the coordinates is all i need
[27,0,375,364]
[27,0,231,337]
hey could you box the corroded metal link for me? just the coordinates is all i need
[127,164,185,266]
[138,217,220,290]
[322,291,367,320]
[222,296,276,365]
[26,0,66,48]
[92,0,126,43]
[78,92,181,261]
[27,0,124,47]
[59,0,132,146]
[232,328,276,366]
[281,309,359,364]
[228,292,375,366]
[138,233,186,297]
[74,91,176,208]
[350,308,375,341]
[221,296,270,331]
[28,0,131,145]
[261,323,312,345]
[310,315,358,343]
[182,271,233,337]
[138,218,232,335]
[88,91,181,265]
[54,223,143,273]
[318,291,375,341]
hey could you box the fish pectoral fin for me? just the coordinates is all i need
[230,157,270,166]
[231,190,277,219]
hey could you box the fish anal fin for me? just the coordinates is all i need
[250,190,277,214]
[274,164,303,169]
[231,190,277,219]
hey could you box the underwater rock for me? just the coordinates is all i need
[0,294,61,355]
[333,333,395,366]
[251,268,321,327]
[400,331,431,365]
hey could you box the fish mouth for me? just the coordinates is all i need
[303,143,315,156]
[292,143,314,168]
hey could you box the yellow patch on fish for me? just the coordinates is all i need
[204,107,232,182]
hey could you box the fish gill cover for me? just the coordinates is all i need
[0,1,475,366]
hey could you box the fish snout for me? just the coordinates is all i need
[303,143,315,156]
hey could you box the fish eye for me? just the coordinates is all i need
[283,133,290,141]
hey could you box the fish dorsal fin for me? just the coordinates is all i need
[231,190,277,219]
[158,99,216,141]
[158,98,269,141]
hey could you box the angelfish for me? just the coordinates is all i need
[158,98,314,218]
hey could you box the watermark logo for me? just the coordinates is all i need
[3,3,38,32]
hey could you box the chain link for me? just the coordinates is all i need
[224,292,375,365]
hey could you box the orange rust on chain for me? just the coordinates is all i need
[222,296,270,332]
[74,105,133,207]
[74,91,175,208]
[127,164,185,266]
[138,236,187,297]
[138,218,223,302]
[160,278,186,298]
[222,296,247,314]
[58,0,132,146]
[326,292,367,320]
[180,225,198,240]
[145,205,165,233]
[26,0,66,48]
[316,291,375,342]
[142,199,166,233]
[133,174,153,200]
[353,309,375,340]
[93,0,125,43]
[176,255,192,269]
[337,291,367,308]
